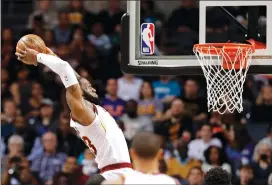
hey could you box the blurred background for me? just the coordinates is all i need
[1,0,272,185]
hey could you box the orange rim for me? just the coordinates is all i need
[194,43,255,70]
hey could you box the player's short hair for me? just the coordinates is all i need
[239,164,253,171]
[131,132,161,159]
[204,167,232,185]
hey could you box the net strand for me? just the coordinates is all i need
[194,45,253,114]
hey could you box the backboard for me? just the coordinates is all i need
[121,0,272,75]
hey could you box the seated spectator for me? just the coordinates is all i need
[53,11,72,45]
[1,28,18,78]
[65,0,96,27]
[1,99,17,138]
[206,7,230,33]
[255,124,272,151]
[53,172,73,185]
[23,14,45,38]
[23,82,44,117]
[181,79,207,124]
[117,73,143,101]
[225,125,255,176]
[138,81,163,122]
[1,135,24,173]
[1,99,17,124]
[167,0,199,33]
[55,44,78,68]
[119,100,153,144]
[141,0,164,32]
[79,43,101,80]
[152,76,181,103]
[156,98,192,143]
[62,156,78,174]
[185,167,204,185]
[97,0,125,34]
[102,78,126,120]
[12,67,33,106]
[233,165,257,185]
[251,142,272,184]
[75,149,98,184]
[88,22,112,55]
[43,29,56,51]
[28,0,58,30]
[29,99,58,136]
[202,146,232,174]
[1,137,6,157]
[69,28,86,62]
[166,132,201,181]
[1,156,42,185]
[269,173,272,185]
[56,112,85,157]
[31,132,67,184]
[188,123,222,161]
[1,68,11,100]
[5,115,38,156]
[252,85,272,122]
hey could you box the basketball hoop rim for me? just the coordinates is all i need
[193,43,255,53]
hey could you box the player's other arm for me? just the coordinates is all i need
[15,47,95,125]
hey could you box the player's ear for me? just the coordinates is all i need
[129,148,136,160]
[155,149,163,160]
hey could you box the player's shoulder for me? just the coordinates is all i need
[154,174,180,184]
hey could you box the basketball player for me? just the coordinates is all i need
[15,47,132,184]
[102,132,179,184]
[204,167,232,185]
[142,23,154,50]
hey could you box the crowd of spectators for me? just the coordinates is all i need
[1,0,272,185]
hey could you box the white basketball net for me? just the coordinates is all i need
[194,44,254,114]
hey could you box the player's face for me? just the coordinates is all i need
[79,78,100,104]
[187,168,203,185]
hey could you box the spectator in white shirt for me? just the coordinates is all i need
[188,123,222,161]
[117,74,143,101]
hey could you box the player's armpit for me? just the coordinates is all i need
[66,84,95,126]
[101,176,125,185]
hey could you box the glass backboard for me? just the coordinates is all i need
[121,0,272,75]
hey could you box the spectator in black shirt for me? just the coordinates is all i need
[181,79,207,124]
[251,142,272,184]
[252,85,272,122]
[167,0,199,33]
[97,0,125,34]
[56,112,85,157]
[5,115,38,156]
[233,165,257,185]
[156,98,192,142]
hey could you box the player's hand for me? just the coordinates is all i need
[15,47,39,66]
[46,47,57,56]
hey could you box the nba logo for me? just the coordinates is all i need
[141,23,155,55]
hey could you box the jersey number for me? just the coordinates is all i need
[82,136,97,156]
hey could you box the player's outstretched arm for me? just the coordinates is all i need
[15,47,95,125]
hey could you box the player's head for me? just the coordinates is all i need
[130,132,162,163]
[78,77,100,105]
[204,167,232,185]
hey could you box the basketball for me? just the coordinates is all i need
[16,34,47,53]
